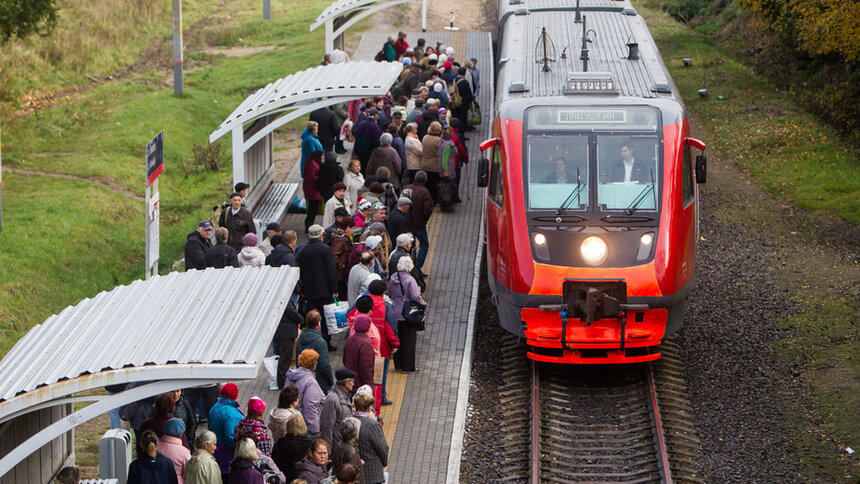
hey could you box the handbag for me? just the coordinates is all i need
[402,300,426,331]
[470,101,482,126]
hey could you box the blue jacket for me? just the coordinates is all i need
[209,397,244,473]
[300,128,323,177]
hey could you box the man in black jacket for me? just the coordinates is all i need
[205,227,240,268]
[297,224,339,351]
[184,220,213,271]
[386,197,413,244]
[266,230,298,267]
[219,192,256,252]
[309,105,341,153]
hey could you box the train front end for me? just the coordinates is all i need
[481,97,705,364]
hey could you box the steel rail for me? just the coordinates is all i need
[646,362,674,484]
[530,361,541,484]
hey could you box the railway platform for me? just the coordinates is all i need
[233,31,494,483]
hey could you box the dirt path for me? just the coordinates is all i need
[2,167,144,201]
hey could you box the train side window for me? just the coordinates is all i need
[682,145,694,205]
[489,147,504,206]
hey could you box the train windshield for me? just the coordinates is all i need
[525,106,662,214]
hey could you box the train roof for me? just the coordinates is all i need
[497,0,681,104]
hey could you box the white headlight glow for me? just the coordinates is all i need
[580,236,608,266]
[534,233,547,246]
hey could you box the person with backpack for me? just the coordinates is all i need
[451,67,474,135]
[437,127,459,211]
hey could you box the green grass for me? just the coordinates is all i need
[0,0,331,356]
[639,1,860,224]
[638,1,859,481]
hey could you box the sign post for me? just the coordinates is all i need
[172,0,183,95]
[145,131,164,279]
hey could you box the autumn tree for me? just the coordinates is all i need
[740,0,860,63]
[0,0,58,43]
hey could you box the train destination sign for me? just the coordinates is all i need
[557,110,627,124]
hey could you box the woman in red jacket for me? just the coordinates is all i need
[303,150,324,233]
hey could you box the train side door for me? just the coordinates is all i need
[486,144,506,281]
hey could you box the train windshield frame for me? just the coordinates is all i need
[524,106,663,219]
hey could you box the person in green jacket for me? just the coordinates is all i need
[186,431,221,484]
[295,310,334,393]
[383,36,397,62]
[437,127,459,211]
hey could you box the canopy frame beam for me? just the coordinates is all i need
[310,0,416,53]
[0,379,221,477]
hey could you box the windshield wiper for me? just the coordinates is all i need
[624,168,656,215]
[556,167,585,217]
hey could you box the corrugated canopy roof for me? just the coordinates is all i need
[209,61,403,143]
[0,266,298,422]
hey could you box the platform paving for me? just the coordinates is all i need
[233,30,493,483]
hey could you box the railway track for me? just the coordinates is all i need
[497,338,701,483]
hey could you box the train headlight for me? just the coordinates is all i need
[636,232,655,261]
[580,236,608,266]
[533,232,550,261]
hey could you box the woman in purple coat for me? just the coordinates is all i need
[228,437,264,484]
[389,256,428,372]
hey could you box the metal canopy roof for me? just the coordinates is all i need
[311,0,378,30]
[0,266,298,476]
[209,61,403,144]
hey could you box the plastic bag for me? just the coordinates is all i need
[340,120,354,142]
[323,299,350,334]
[470,101,482,126]
[263,356,279,390]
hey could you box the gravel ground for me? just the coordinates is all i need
[461,150,859,482]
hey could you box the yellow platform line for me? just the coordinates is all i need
[381,207,443,460]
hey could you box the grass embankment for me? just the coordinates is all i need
[638,1,859,481]
[0,0,328,356]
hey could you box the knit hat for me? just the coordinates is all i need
[433,83,443,93]
[164,418,185,437]
[358,199,372,211]
[438,54,448,64]
[402,57,412,66]
[335,206,350,218]
[248,396,266,414]
[428,53,437,62]
[443,61,453,70]
[353,314,372,332]
[446,47,455,56]
[243,233,258,247]
[365,235,383,249]
[368,279,387,296]
[220,383,239,400]
[333,181,347,192]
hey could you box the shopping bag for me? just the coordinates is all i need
[373,356,385,385]
[263,356,279,390]
[470,101,482,126]
[340,120,354,142]
[323,299,350,334]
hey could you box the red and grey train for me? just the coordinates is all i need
[478,0,707,363]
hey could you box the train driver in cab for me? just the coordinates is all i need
[610,143,648,183]
[543,157,571,183]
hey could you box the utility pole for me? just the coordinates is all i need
[172,0,183,95]
[263,0,270,20]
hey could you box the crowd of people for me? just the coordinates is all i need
[110,32,481,484]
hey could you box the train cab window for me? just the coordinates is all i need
[488,146,504,206]
[596,136,660,211]
[682,145,694,205]
[526,134,589,210]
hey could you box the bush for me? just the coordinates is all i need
[192,141,224,172]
